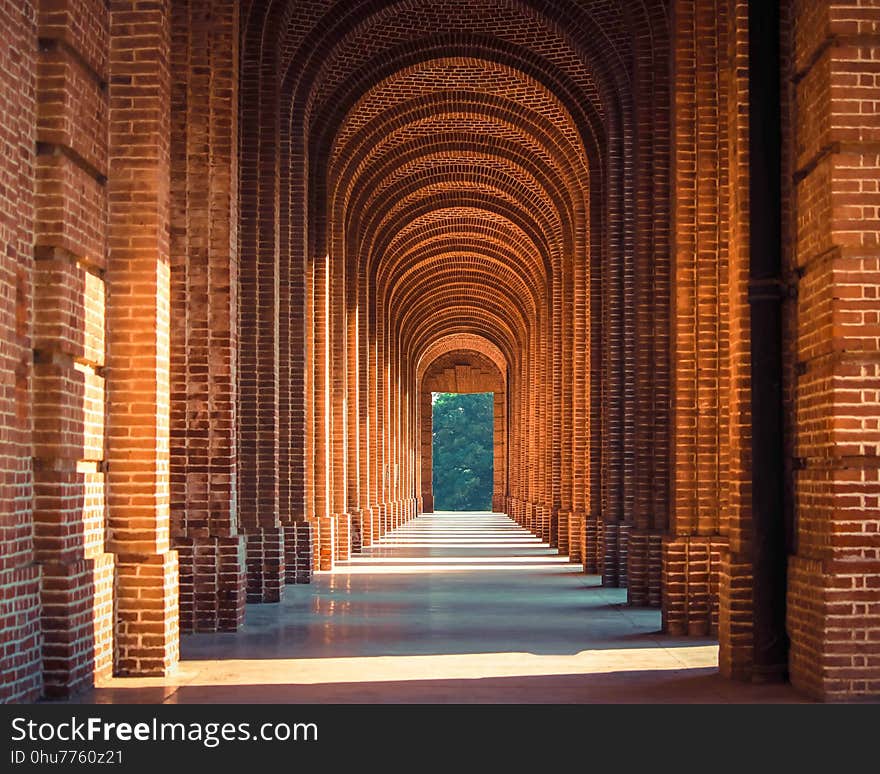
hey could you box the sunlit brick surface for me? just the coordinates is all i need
[0,0,878,703]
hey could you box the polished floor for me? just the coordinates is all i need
[75,512,805,703]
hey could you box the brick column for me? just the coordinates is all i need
[0,0,42,703]
[628,0,672,609]
[169,0,246,632]
[787,0,880,700]
[32,0,115,696]
[107,0,178,676]
[420,389,434,512]
[718,0,759,679]
[238,6,284,600]
[492,390,506,512]
[665,0,732,637]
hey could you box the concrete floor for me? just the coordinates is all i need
[75,512,806,703]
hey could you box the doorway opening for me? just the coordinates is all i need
[431,392,494,511]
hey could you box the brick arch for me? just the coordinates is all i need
[362,189,557,287]
[378,213,550,294]
[401,301,543,517]
[419,349,508,513]
[417,335,508,385]
[304,33,609,211]
[342,133,582,253]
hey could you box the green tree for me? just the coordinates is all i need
[431,392,494,511]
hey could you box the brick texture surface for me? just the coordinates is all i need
[106,0,178,677]
[787,0,880,701]
[1,0,878,703]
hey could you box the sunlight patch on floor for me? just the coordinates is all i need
[94,645,720,689]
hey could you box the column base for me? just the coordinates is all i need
[788,555,880,701]
[548,507,559,548]
[310,516,321,571]
[317,515,335,571]
[0,564,42,702]
[568,512,584,564]
[557,510,570,555]
[294,521,314,583]
[534,505,546,541]
[583,516,600,573]
[372,504,384,541]
[283,523,315,584]
[40,554,115,698]
[175,535,245,633]
[349,509,363,554]
[661,535,727,637]
[381,503,391,535]
[361,507,374,549]
[626,530,663,607]
[244,528,285,602]
[335,512,352,562]
[718,548,753,680]
[600,522,630,588]
[115,552,179,676]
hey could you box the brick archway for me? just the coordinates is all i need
[419,346,507,514]
[1,0,878,704]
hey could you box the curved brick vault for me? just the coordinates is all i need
[0,0,878,704]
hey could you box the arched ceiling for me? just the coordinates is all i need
[243,0,668,378]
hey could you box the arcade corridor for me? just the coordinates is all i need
[1,0,879,707]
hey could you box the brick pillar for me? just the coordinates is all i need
[603,523,620,587]
[238,6,284,600]
[318,514,335,571]
[666,0,732,635]
[169,0,246,633]
[107,0,178,676]
[293,521,314,584]
[32,0,116,696]
[0,0,42,703]
[493,390,506,512]
[787,0,880,700]
[420,389,433,512]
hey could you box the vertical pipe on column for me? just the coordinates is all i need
[748,0,788,681]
